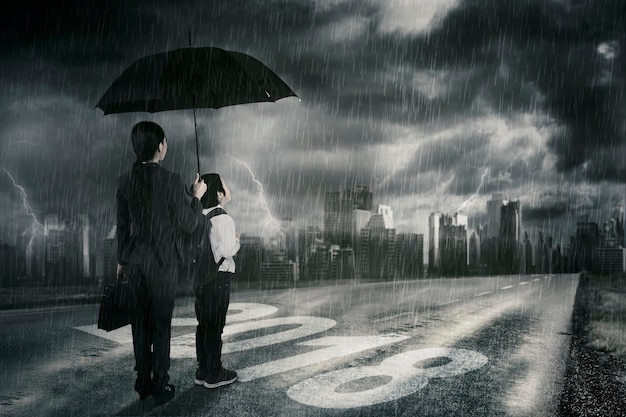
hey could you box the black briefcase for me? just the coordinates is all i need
[97,274,136,331]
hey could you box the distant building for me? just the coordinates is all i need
[260,252,298,282]
[329,245,355,280]
[520,232,533,274]
[428,212,443,275]
[469,231,481,268]
[358,212,396,279]
[395,233,424,278]
[593,217,625,274]
[439,216,467,277]
[610,205,624,247]
[324,186,373,248]
[237,234,264,284]
[572,222,600,272]
[486,193,508,239]
[102,226,117,283]
[481,194,508,273]
[429,212,467,276]
[499,200,522,274]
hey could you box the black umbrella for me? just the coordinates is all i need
[96,45,298,172]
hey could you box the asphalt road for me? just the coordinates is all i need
[0,274,579,417]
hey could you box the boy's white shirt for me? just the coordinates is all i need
[202,205,240,273]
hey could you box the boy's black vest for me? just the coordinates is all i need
[189,207,227,293]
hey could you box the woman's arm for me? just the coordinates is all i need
[170,173,204,234]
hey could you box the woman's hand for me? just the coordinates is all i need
[192,173,207,199]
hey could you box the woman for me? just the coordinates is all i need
[116,121,207,404]
[193,173,239,389]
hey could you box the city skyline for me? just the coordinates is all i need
[1,184,622,284]
[0,0,624,259]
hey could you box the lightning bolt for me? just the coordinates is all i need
[456,167,489,212]
[227,156,283,234]
[0,167,45,258]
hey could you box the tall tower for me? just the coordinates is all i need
[79,214,90,279]
[428,212,442,274]
[486,193,508,239]
[358,212,396,279]
[102,226,117,283]
[324,186,373,248]
[499,200,522,274]
[610,205,624,247]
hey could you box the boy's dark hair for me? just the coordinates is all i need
[200,173,225,209]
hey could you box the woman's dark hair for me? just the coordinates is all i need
[129,121,166,236]
[200,173,225,209]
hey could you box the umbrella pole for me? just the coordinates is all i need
[189,31,201,174]
[193,102,200,174]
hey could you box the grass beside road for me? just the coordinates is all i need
[559,272,626,416]
[583,273,626,360]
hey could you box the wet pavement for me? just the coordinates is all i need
[0,274,579,416]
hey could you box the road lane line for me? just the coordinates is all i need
[475,291,492,297]
[518,282,528,286]
[373,312,413,323]
[500,285,514,290]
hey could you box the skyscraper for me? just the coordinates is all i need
[102,226,117,283]
[481,193,509,273]
[486,193,508,239]
[358,212,396,279]
[395,233,424,278]
[499,200,522,274]
[610,205,624,247]
[469,231,480,267]
[324,186,373,248]
[428,211,442,274]
[440,214,468,276]
[79,214,90,279]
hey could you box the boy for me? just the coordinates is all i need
[193,173,240,388]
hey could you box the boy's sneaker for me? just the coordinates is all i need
[193,369,205,386]
[203,368,237,388]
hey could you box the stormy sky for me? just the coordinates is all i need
[0,0,624,253]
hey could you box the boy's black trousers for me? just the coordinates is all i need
[195,271,232,376]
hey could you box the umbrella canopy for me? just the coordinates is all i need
[96,47,298,114]
[96,46,298,172]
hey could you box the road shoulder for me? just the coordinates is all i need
[558,273,626,416]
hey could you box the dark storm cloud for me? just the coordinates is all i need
[398,0,626,182]
[524,204,570,223]
[1,0,624,245]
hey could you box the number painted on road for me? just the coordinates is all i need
[237,334,409,382]
[73,302,278,345]
[287,348,489,409]
[74,302,490,410]
[170,316,337,358]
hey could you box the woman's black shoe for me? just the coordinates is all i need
[153,384,175,405]
[135,376,152,400]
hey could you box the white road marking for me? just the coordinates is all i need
[171,316,337,358]
[238,334,409,382]
[475,291,492,297]
[519,282,528,286]
[501,285,514,290]
[287,347,489,409]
